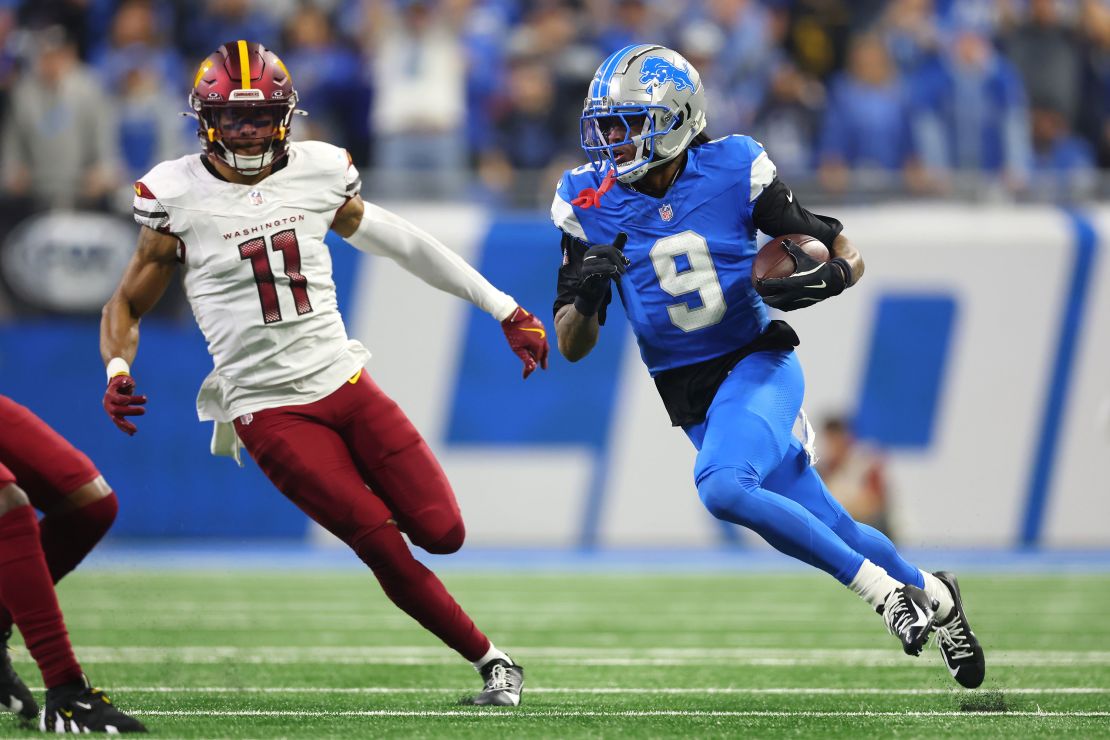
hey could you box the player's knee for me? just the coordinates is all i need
[47,480,119,534]
[697,467,741,520]
[697,467,760,524]
[0,484,30,515]
[78,490,119,535]
[404,506,465,554]
[350,521,412,572]
[421,520,465,555]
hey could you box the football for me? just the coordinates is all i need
[752,234,829,294]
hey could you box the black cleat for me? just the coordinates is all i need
[0,629,37,724]
[465,659,524,706]
[932,571,986,688]
[881,584,939,656]
[40,676,146,734]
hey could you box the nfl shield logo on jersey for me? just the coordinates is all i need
[248,189,264,206]
[659,203,673,221]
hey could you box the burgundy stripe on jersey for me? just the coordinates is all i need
[133,206,169,219]
[133,180,170,231]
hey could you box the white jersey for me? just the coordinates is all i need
[133,141,370,422]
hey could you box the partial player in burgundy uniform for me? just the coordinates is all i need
[0,397,145,733]
[99,41,547,706]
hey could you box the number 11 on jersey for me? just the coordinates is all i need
[238,228,313,324]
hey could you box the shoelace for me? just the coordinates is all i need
[935,619,975,660]
[484,663,511,691]
[885,597,915,636]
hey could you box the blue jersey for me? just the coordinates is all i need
[551,135,778,375]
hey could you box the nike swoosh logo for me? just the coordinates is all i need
[805,281,826,290]
[786,190,793,202]
[910,601,929,630]
[520,327,546,339]
[76,702,92,710]
[792,263,825,278]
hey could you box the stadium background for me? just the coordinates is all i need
[0,0,1106,552]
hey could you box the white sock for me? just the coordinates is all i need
[920,571,955,622]
[848,559,902,612]
[471,643,512,671]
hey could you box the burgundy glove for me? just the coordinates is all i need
[104,374,147,435]
[501,306,550,379]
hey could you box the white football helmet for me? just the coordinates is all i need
[580,44,708,184]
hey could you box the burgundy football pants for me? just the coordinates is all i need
[0,395,115,687]
[234,371,490,660]
[0,396,118,636]
[0,395,102,511]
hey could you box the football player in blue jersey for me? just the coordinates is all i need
[549,44,985,687]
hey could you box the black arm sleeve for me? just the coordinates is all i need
[751,178,844,250]
[553,230,611,325]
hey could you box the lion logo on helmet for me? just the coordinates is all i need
[638,56,696,92]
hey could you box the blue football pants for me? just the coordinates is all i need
[684,350,924,588]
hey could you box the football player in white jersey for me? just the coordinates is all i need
[99,41,547,707]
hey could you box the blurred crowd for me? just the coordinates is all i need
[1,0,1109,210]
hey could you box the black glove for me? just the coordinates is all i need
[757,239,852,312]
[574,232,630,317]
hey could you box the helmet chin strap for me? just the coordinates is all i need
[615,124,696,184]
[617,153,674,184]
[218,141,275,176]
[614,114,690,184]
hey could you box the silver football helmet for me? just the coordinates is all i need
[580,44,708,184]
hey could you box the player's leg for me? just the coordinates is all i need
[691,351,867,580]
[0,476,45,723]
[0,467,144,733]
[0,397,118,637]
[235,393,522,705]
[760,423,985,684]
[689,351,937,655]
[333,372,464,554]
[762,439,926,587]
[329,373,524,704]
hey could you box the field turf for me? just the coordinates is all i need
[4,569,1108,738]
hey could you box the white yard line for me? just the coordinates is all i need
[34,686,1108,695]
[126,710,1110,718]
[17,646,1108,667]
[59,617,1108,635]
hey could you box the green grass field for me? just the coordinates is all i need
[4,569,1109,738]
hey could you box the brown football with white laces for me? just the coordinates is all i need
[752,234,829,294]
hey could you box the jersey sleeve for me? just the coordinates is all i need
[745,137,778,204]
[751,178,844,249]
[341,149,361,202]
[297,141,361,211]
[551,170,615,322]
[132,180,172,232]
[550,174,588,241]
[738,136,844,248]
